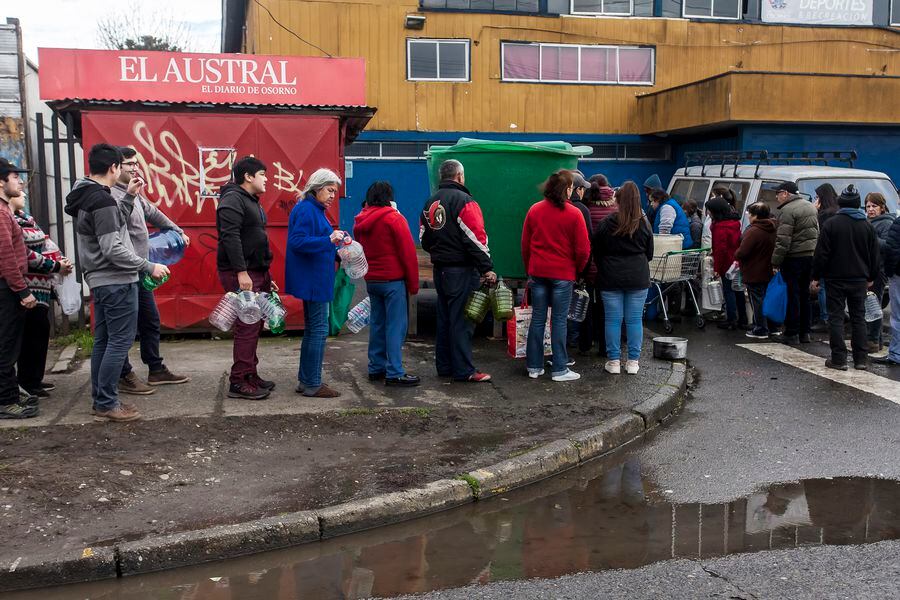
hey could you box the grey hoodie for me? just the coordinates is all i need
[110,183,183,260]
[64,178,150,289]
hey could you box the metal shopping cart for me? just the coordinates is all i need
[647,248,709,333]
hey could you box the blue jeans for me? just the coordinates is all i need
[818,278,828,323]
[721,276,748,325]
[121,284,163,377]
[299,300,329,395]
[888,276,900,362]
[602,289,648,361]
[527,278,573,376]
[91,283,138,411]
[434,266,479,380]
[367,280,408,379]
[745,282,770,335]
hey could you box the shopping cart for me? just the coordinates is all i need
[646,248,708,333]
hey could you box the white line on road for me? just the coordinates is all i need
[737,343,900,406]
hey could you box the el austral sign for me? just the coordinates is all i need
[762,0,873,26]
[38,48,366,107]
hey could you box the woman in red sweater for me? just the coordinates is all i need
[707,197,748,330]
[521,171,591,382]
[353,182,420,387]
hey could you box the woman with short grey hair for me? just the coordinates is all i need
[286,167,345,398]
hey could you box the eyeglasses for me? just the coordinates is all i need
[121,161,139,168]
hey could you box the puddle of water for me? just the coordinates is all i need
[8,453,899,600]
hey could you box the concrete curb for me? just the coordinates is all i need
[0,360,689,592]
[50,343,78,374]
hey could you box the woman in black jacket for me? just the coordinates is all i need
[591,181,654,375]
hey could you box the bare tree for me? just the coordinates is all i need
[97,10,192,52]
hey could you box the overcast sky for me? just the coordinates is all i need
[8,0,221,64]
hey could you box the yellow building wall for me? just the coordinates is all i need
[244,0,900,134]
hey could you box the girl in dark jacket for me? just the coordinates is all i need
[582,175,618,357]
[708,198,748,330]
[591,182,653,375]
[734,203,777,339]
[865,192,895,350]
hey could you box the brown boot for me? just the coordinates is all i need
[119,372,155,395]
[93,404,142,422]
[307,384,341,398]
[147,368,190,385]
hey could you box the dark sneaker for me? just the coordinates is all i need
[825,359,848,371]
[873,356,900,366]
[119,372,156,395]
[251,375,276,390]
[19,387,39,407]
[39,382,56,392]
[368,372,386,382]
[0,403,38,419]
[458,371,491,383]
[854,361,868,371]
[780,334,800,346]
[23,387,50,399]
[745,329,769,340]
[385,374,421,387]
[799,333,811,344]
[305,384,341,398]
[227,383,269,400]
[93,404,141,422]
[147,368,190,386]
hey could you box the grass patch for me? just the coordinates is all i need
[54,328,94,357]
[398,407,432,418]
[456,474,481,496]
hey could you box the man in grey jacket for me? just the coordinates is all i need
[65,144,169,422]
[771,181,819,345]
[112,147,190,394]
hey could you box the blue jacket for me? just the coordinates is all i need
[653,199,693,249]
[285,195,337,302]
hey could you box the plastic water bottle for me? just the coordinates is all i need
[346,297,371,333]
[490,278,514,321]
[731,270,745,292]
[147,230,185,266]
[337,236,368,279]
[707,279,724,305]
[568,286,590,323]
[209,292,239,332]
[464,286,490,324]
[141,272,169,291]
[259,292,286,334]
[864,291,883,322]
[235,291,263,325]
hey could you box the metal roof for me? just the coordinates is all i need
[675,164,893,181]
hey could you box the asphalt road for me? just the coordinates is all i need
[408,321,900,600]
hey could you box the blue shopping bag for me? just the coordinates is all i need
[762,272,788,324]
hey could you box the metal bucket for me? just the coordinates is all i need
[652,336,688,360]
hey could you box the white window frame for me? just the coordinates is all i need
[682,0,741,20]
[406,38,470,82]
[570,0,634,16]
[501,42,654,86]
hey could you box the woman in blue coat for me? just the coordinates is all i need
[286,168,345,398]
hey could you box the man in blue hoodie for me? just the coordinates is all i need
[642,174,662,220]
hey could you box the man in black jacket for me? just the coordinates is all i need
[874,211,900,367]
[420,159,496,382]
[216,157,275,400]
[811,185,879,371]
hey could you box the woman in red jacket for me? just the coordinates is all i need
[521,171,591,382]
[353,182,420,387]
[707,197,748,330]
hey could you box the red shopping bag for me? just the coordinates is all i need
[506,290,552,359]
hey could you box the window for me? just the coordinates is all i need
[892,0,900,27]
[798,178,899,215]
[578,142,670,161]
[420,0,540,12]
[756,181,783,218]
[407,39,470,81]
[711,180,750,215]
[345,141,441,160]
[669,179,712,210]
[501,42,654,85]
[571,0,634,16]
[683,0,741,19]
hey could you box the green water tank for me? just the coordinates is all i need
[426,138,592,279]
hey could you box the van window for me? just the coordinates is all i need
[711,180,750,215]
[756,181,783,216]
[798,178,899,215]
[669,179,711,209]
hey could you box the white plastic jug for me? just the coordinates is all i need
[338,236,369,279]
[209,292,239,332]
[864,291,883,323]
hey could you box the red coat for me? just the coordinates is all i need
[711,218,742,277]
[521,199,591,281]
[353,206,419,294]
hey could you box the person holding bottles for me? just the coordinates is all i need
[286,168,345,398]
[353,182,420,387]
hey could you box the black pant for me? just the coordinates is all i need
[121,285,164,377]
[825,279,868,366]
[433,265,479,380]
[17,304,50,391]
[745,282,771,334]
[590,288,608,356]
[781,256,813,337]
[0,289,26,404]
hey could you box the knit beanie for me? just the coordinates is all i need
[838,184,861,209]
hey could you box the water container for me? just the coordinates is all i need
[464,286,490,324]
[707,279,724,306]
[235,291,263,325]
[209,292,239,332]
[490,278,514,321]
[865,291,883,322]
[147,230,186,266]
[338,236,369,279]
[568,285,590,323]
[731,270,745,292]
[141,272,169,291]
[346,297,372,333]
[261,292,286,334]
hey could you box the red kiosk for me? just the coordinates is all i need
[38,48,375,330]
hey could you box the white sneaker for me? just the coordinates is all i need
[528,369,545,379]
[625,360,640,374]
[552,369,581,382]
[604,360,621,374]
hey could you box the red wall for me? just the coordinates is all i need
[81,111,345,330]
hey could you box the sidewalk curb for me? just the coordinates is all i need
[0,360,689,591]
[50,343,78,374]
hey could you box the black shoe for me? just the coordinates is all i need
[227,383,270,400]
[252,376,276,390]
[854,361,868,371]
[38,382,56,392]
[23,387,50,399]
[799,333,811,344]
[873,356,900,366]
[368,372,386,382]
[810,322,828,333]
[780,334,800,346]
[717,322,736,331]
[825,359,848,371]
[385,374,421,387]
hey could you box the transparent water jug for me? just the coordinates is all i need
[141,272,169,291]
[490,278,514,321]
[731,270,745,292]
[864,291,883,322]
[259,292,286,334]
[568,285,590,323]
[346,297,372,333]
[464,286,490,324]
[235,291,263,325]
[147,230,185,266]
[209,292,239,332]
[338,236,369,279]
[707,279,724,306]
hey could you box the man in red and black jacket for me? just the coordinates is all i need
[420,159,496,382]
